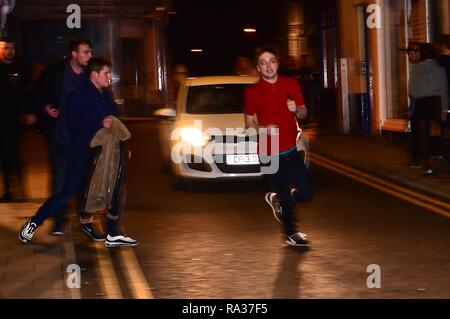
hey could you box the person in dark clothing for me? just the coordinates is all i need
[18,57,138,247]
[436,35,450,168]
[34,38,96,236]
[406,42,449,175]
[436,35,450,100]
[0,36,33,202]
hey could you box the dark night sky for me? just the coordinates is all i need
[168,0,284,76]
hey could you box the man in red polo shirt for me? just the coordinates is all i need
[244,45,313,247]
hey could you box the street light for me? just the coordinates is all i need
[243,28,256,33]
[190,49,203,53]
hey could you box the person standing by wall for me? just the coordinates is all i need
[0,36,33,202]
[244,45,313,247]
[407,42,449,175]
[436,35,450,98]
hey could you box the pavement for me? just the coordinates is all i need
[0,123,449,299]
[306,125,450,204]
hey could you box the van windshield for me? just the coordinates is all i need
[186,84,249,114]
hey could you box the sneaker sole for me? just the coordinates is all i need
[18,232,29,244]
[105,241,139,248]
[81,227,106,242]
[265,193,282,224]
[285,240,310,247]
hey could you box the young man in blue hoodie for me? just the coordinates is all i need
[18,57,138,247]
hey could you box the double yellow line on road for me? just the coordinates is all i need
[94,223,154,299]
[311,153,450,219]
[94,242,154,299]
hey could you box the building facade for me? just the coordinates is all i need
[5,0,171,116]
[282,0,449,136]
[335,0,449,135]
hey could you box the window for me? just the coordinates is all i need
[186,84,249,114]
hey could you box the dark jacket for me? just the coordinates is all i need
[66,79,117,153]
[0,58,29,134]
[437,54,450,99]
[33,60,66,134]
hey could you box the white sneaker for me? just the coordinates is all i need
[18,220,38,243]
[105,234,139,247]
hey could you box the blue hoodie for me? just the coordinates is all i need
[66,79,116,153]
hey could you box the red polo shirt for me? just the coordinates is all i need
[244,76,304,154]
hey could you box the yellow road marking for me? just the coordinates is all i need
[311,153,450,219]
[94,242,124,298]
[119,248,154,299]
[94,221,152,298]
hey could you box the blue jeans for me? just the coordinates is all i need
[32,149,93,226]
[48,140,69,195]
[264,150,313,235]
[48,140,69,224]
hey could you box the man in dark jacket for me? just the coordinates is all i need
[436,35,450,165]
[436,35,450,101]
[0,36,32,202]
[18,57,138,247]
[34,38,98,236]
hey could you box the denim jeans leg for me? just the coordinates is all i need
[49,141,69,224]
[32,152,91,226]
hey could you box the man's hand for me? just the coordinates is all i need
[295,105,308,120]
[442,111,448,122]
[128,150,132,160]
[43,105,59,118]
[103,116,113,128]
[287,99,297,112]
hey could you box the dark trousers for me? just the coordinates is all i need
[410,117,431,165]
[0,133,24,199]
[47,139,69,223]
[32,150,92,226]
[105,145,128,235]
[48,139,69,195]
[264,150,313,235]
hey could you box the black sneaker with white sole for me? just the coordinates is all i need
[81,223,106,242]
[18,219,38,243]
[286,232,310,247]
[50,220,65,236]
[265,192,282,223]
[105,234,139,247]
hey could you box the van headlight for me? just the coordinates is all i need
[180,128,209,147]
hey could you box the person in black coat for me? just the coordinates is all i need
[436,35,450,103]
[0,36,32,201]
[33,38,97,235]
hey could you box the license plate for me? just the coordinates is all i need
[226,154,259,165]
